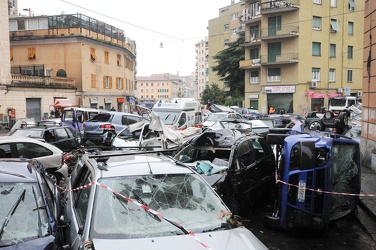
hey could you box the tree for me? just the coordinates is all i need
[212,35,245,101]
[201,83,225,105]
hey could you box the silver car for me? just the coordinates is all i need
[0,136,68,184]
[62,151,268,250]
[83,111,143,145]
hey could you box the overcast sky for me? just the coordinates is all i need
[17,0,234,76]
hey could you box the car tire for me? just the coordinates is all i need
[338,112,349,128]
[309,121,323,131]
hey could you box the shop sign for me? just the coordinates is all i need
[264,85,295,93]
[117,97,124,103]
[248,94,259,99]
[311,93,325,98]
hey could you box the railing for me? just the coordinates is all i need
[261,26,299,39]
[261,0,300,11]
[260,53,299,64]
[11,74,75,86]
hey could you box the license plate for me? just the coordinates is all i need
[297,180,306,203]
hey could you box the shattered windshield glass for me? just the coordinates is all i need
[330,143,359,220]
[91,173,229,239]
[0,183,49,246]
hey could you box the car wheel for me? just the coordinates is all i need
[338,112,349,128]
[309,121,323,131]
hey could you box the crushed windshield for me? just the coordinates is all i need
[153,111,179,125]
[330,144,359,220]
[91,174,229,239]
[207,113,227,121]
[0,183,49,246]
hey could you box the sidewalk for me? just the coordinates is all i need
[358,166,376,241]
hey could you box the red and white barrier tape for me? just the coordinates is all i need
[58,181,213,250]
[277,179,376,197]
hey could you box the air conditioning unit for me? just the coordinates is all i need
[357,91,362,97]
[337,88,343,93]
[310,81,318,88]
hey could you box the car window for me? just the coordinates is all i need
[65,127,75,138]
[15,142,53,158]
[73,165,93,227]
[55,128,69,140]
[237,140,255,169]
[0,144,11,158]
[122,115,141,125]
[89,113,111,122]
[44,129,56,143]
[251,138,265,160]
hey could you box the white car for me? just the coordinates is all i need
[0,136,68,184]
[203,112,242,128]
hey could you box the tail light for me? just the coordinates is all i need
[83,123,86,129]
[99,124,115,130]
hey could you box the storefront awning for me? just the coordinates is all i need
[54,99,72,108]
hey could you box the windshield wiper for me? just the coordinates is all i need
[0,189,26,240]
[131,190,161,222]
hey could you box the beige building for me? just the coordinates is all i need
[240,0,363,114]
[195,38,209,100]
[2,10,136,124]
[362,0,376,170]
[136,74,181,103]
[208,1,245,92]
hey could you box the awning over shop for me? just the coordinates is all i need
[54,99,72,108]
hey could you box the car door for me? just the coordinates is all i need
[53,127,77,152]
[64,162,94,249]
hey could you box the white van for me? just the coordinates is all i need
[152,98,203,130]
[328,96,357,114]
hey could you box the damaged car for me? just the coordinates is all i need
[173,128,276,216]
[61,150,268,250]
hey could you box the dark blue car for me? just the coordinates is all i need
[0,159,64,249]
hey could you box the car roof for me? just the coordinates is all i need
[86,153,194,179]
[0,159,38,183]
[0,136,63,152]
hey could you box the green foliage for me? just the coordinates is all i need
[212,35,245,99]
[201,83,226,105]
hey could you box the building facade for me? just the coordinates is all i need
[195,38,209,100]
[3,11,136,124]
[208,1,245,92]
[362,0,376,170]
[240,0,363,114]
[136,74,180,103]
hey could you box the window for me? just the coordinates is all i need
[312,16,321,30]
[231,13,238,20]
[330,44,336,58]
[267,68,281,82]
[224,24,229,31]
[55,128,69,141]
[250,25,260,40]
[250,48,259,60]
[27,47,36,60]
[90,48,97,62]
[250,71,259,84]
[348,0,355,11]
[74,167,92,226]
[91,74,96,88]
[330,19,340,32]
[348,22,354,35]
[117,77,123,89]
[348,46,353,59]
[232,28,237,35]
[268,16,281,36]
[104,51,109,64]
[117,54,121,66]
[329,68,336,82]
[313,0,322,4]
[312,68,321,81]
[330,0,337,7]
[224,39,230,46]
[103,76,112,89]
[312,42,321,56]
[347,70,353,82]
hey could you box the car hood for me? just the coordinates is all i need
[1,235,56,250]
[189,129,242,148]
[91,227,267,250]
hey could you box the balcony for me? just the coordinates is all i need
[260,53,298,66]
[260,26,299,40]
[261,0,300,14]
[11,74,76,88]
[239,58,262,69]
[241,34,261,47]
[241,13,261,25]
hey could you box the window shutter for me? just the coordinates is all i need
[122,78,124,89]
[110,77,113,89]
[103,76,106,88]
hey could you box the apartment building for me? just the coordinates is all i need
[240,0,363,114]
[195,38,209,100]
[362,0,376,169]
[208,1,245,92]
[4,11,136,122]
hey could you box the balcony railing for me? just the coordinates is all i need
[260,53,298,65]
[261,0,300,14]
[239,58,262,69]
[260,26,299,40]
[11,74,75,87]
